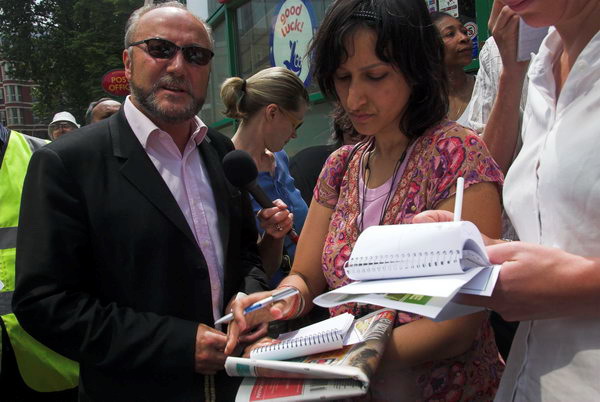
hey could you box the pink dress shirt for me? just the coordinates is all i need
[124,97,225,323]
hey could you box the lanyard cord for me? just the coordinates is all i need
[357,139,410,233]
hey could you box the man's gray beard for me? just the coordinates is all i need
[130,77,204,124]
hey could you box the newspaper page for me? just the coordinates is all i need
[228,308,396,401]
[235,378,366,402]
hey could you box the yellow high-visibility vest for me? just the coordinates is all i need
[0,130,79,391]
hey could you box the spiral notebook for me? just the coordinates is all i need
[249,313,355,361]
[343,221,490,281]
[313,221,501,321]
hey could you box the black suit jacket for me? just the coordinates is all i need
[13,110,268,400]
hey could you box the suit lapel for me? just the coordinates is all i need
[108,110,199,249]
[197,137,231,256]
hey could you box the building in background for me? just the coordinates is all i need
[0,61,47,139]
[189,0,493,155]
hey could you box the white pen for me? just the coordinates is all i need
[214,287,300,325]
[454,177,464,222]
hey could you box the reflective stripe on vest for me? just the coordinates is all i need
[0,291,13,316]
[0,226,17,249]
[0,131,79,391]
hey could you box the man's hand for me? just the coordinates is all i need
[194,324,228,375]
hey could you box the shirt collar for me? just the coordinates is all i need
[123,96,208,149]
[529,27,600,104]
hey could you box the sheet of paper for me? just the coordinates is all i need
[317,267,485,301]
[459,265,501,296]
[517,18,549,61]
[314,291,481,322]
[277,313,354,341]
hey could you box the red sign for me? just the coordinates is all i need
[101,69,130,96]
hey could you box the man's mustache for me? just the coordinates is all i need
[154,75,193,95]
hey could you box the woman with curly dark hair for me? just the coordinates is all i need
[227,1,505,399]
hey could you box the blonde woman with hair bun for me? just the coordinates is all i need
[220,67,309,285]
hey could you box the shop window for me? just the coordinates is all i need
[207,1,223,17]
[235,0,332,94]
[284,100,333,156]
[200,21,230,126]
[236,0,280,78]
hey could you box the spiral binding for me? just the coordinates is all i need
[344,249,462,275]
[254,329,344,354]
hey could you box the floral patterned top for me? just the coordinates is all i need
[314,120,505,401]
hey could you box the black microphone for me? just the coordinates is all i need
[223,149,299,243]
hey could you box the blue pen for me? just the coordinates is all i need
[214,287,299,325]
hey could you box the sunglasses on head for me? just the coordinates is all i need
[128,37,214,66]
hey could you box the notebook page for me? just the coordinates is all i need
[250,313,354,361]
[277,313,354,341]
[346,221,486,280]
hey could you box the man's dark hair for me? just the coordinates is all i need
[309,0,448,140]
[85,98,117,125]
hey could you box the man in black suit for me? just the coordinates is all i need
[13,2,269,400]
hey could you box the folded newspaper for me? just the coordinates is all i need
[228,308,396,402]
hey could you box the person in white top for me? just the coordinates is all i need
[415,0,600,400]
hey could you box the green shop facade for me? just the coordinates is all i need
[200,0,494,156]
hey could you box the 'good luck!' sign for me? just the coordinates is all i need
[270,0,317,86]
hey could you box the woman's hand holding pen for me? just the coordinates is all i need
[224,290,297,355]
[222,295,269,354]
[412,209,505,247]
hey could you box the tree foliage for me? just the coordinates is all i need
[0,0,143,123]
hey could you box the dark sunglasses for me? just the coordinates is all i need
[128,37,214,66]
[49,122,76,131]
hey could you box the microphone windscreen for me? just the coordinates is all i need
[222,149,258,188]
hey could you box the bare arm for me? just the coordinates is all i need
[256,199,294,278]
[224,200,331,354]
[277,199,332,312]
[382,182,502,367]
[257,235,285,278]
[480,5,530,174]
